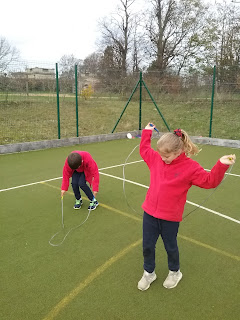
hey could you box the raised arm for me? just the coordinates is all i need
[140,123,157,166]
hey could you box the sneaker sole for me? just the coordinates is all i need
[137,274,157,291]
[73,207,81,209]
[163,273,183,289]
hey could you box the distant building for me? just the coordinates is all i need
[12,67,55,80]
[25,67,55,79]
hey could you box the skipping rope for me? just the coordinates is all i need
[122,131,235,220]
[49,197,91,247]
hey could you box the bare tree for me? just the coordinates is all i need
[83,52,102,75]
[131,15,146,72]
[193,1,240,76]
[0,37,20,72]
[145,0,208,74]
[216,2,240,66]
[58,55,83,77]
[98,46,120,84]
[209,2,240,90]
[58,55,83,93]
[98,0,137,76]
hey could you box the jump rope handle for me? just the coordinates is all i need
[149,123,159,133]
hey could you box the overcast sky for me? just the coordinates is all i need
[1,0,236,64]
[0,0,122,63]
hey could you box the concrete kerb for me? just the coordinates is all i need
[0,131,239,154]
[190,136,240,149]
[0,131,141,154]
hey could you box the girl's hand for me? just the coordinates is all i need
[220,154,236,165]
[145,122,155,131]
[61,190,66,198]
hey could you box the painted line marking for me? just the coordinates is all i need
[178,235,240,262]
[100,172,240,225]
[186,200,240,224]
[0,161,143,192]
[100,171,148,188]
[0,177,60,192]
[42,182,240,320]
[44,181,141,223]
[43,181,240,263]
[100,160,143,170]
[205,168,239,177]
[42,239,142,320]
[1,162,239,225]
[0,159,239,193]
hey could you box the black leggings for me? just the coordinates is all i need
[71,171,94,201]
[142,211,180,273]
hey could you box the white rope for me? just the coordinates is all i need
[122,133,159,215]
[123,143,141,214]
[49,197,91,247]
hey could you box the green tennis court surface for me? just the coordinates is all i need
[1,138,240,320]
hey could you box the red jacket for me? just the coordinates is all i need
[140,130,229,222]
[61,151,99,192]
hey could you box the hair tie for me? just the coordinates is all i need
[174,129,182,137]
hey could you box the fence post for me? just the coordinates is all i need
[111,79,140,133]
[209,65,216,138]
[139,71,142,130]
[75,64,79,137]
[142,80,171,132]
[55,63,61,139]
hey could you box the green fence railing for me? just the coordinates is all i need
[0,61,240,145]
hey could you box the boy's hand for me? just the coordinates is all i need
[145,122,155,131]
[220,154,236,165]
[61,190,66,198]
[93,191,98,198]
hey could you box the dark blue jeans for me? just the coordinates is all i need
[142,211,180,273]
[71,171,94,201]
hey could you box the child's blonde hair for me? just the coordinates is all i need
[157,129,199,157]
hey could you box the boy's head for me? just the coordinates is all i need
[67,153,82,169]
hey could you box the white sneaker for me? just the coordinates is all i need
[163,270,182,289]
[138,270,157,291]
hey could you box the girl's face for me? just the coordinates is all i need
[159,150,182,164]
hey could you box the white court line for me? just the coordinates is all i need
[100,160,143,171]
[100,160,240,176]
[0,162,240,225]
[0,161,143,192]
[0,160,239,192]
[0,177,61,192]
[99,172,240,225]
[100,172,148,188]
[205,168,240,178]
[186,200,240,224]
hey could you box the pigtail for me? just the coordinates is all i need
[157,128,200,157]
[180,129,200,156]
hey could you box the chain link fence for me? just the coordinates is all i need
[0,61,239,145]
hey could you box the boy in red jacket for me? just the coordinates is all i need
[61,151,99,210]
[138,123,236,291]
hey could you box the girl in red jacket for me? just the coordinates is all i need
[138,123,236,291]
[61,151,99,210]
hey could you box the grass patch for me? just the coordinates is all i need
[0,92,240,144]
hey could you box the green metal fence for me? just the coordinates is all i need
[0,61,239,145]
